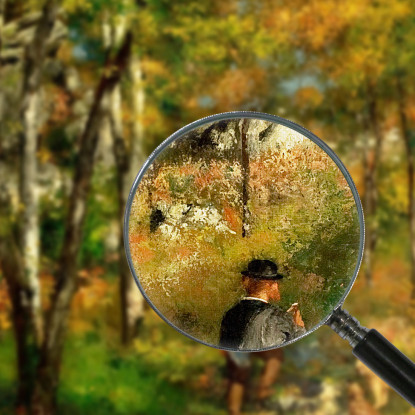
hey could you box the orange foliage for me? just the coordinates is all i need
[50,88,71,123]
[178,165,198,176]
[129,233,147,244]
[70,267,112,333]
[407,99,415,124]
[211,67,266,110]
[295,87,323,109]
[130,244,155,264]
[368,259,411,308]
[223,204,240,232]
[194,161,224,189]
[40,272,55,311]
[175,247,194,259]
[294,0,349,50]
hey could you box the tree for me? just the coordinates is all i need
[101,8,147,344]
[31,31,133,415]
[387,1,415,299]
[0,1,133,412]
[0,0,63,410]
[240,118,250,237]
[257,0,410,286]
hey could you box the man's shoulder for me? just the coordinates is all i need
[251,304,287,323]
[225,299,269,314]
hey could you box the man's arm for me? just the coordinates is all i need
[286,303,306,336]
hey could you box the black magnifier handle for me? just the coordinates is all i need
[328,308,415,406]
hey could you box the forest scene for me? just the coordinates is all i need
[1,0,415,414]
[128,117,361,347]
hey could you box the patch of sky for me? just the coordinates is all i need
[280,74,325,96]
[198,96,216,109]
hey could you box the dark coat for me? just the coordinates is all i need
[219,299,306,350]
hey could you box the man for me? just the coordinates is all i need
[220,259,306,415]
[220,259,306,350]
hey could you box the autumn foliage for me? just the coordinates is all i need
[128,118,360,344]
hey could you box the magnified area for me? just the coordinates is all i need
[128,117,361,350]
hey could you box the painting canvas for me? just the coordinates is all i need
[127,117,361,349]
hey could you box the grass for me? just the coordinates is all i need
[0,329,224,415]
[0,216,414,415]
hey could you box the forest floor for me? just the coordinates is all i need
[0,222,415,414]
[0,306,413,415]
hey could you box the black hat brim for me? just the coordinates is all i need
[241,271,284,280]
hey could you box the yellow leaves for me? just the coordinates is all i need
[141,59,169,79]
[63,0,94,14]
[273,0,411,90]
[382,168,408,215]
[0,280,11,331]
[56,41,74,65]
[290,0,351,50]
[295,86,323,109]
[69,267,112,333]
[212,67,267,110]
[37,148,53,164]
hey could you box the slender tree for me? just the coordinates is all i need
[30,32,133,415]
[19,0,58,347]
[102,13,147,343]
[240,118,250,237]
[396,76,415,300]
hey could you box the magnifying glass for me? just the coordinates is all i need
[124,112,415,405]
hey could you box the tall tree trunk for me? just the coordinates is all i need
[241,118,250,237]
[102,13,146,344]
[30,32,133,415]
[0,2,59,412]
[111,56,146,345]
[0,0,5,123]
[362,83,383,287]
[128,57,146,186]
[0,0,5,53]
[19,0,58,349]
[110,83,132,344]
[396,76,415,300]
[125,57,146,343]
[0,232,39,415]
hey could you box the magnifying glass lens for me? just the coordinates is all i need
[126,114,362,351]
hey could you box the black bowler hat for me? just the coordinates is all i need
[241,259,284,280]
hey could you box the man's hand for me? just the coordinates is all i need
[286,303,305,328]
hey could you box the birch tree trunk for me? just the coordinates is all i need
[102,13,146,344]
[0,2,59,412]
[396,76,415,300]
[19,0,58,349]
[111,56,146,344]
[0,0,5,53]
[362,84,383,287]
[0,0,5,127]
[31,32,133,415]
[123,57,146,343]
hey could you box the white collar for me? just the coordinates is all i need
[243,296,269,304]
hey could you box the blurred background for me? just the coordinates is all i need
[0,0,415,414]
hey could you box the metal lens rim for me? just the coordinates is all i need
[123,111,365,352]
